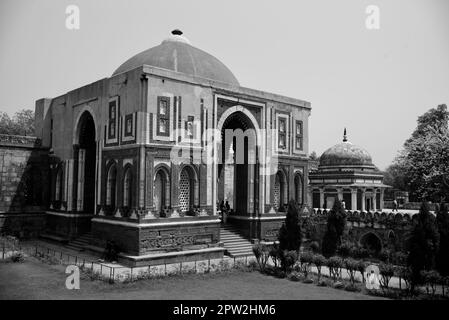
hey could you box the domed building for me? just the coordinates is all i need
[34,30,311,264]
[309,129,390,212]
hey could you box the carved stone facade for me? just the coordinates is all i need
[30,30,312,260]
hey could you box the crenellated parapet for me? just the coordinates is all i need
[310,208,415,230]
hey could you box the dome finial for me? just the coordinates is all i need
[172,29,183,36]
[343,127,348,142]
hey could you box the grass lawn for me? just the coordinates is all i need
[0,257,385,300]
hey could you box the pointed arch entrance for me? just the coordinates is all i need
[217,108,260,217]
[75,111,96,213]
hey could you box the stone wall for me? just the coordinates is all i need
[0,134,49,236]
[0,134,50,212]
[302,208,415,253]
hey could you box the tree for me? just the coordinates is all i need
[322,199,346,257]
[396,104,449,202]
[383,162,409,191]
[309,151,319,161]
[436,203,449,276]
[0,109,35,136]
[407,202,440,289]
[278,200,302,252]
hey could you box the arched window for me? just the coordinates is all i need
[274,174,281,210]
[106,163,117,210]
[178,166,197,214]
[274,170,286,211]
[294,172,303,205]
[154,168,170,217]
[55,166,63,202]
[360,232,382,256]
[123,166,132,208]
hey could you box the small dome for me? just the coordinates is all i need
[112,30,240,86]
[319,130,373,167]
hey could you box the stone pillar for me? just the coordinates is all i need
[170,164,180,217]
[319,188,325,209]
[67,159,75,211]
[373,189,377,211]
[361,188,366,212]
[351,188,357,211]
[145,151,156,210]
[247,149,255,215]
[289,165,295,202]
[380,188,385,211]
[96,140,101,214]
[138,145,146,209]
[76,148,85,211]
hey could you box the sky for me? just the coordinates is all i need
[1,0,448,170]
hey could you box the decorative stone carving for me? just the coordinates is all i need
[141,209,155,219]
[129,209,138,219]
[0,134,42,147]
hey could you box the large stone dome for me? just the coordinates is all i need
[319,130,373,167]
[112,30,240,86]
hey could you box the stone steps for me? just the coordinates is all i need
[65,232,93,252]
[220,226,254,257]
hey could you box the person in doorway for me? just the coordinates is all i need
[341,200,346,209]
[225,200,230,213]
[222,199,229,224]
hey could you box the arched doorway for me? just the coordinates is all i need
[218,110,258,216]
[76,111,96,213]
[360,232,382,256]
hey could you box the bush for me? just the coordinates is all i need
[309,241,320,253]
[393,251,407,266]
[356,260,368,283]
[379,262,395,289]
[10,252,25,263]
[252,243,270,272]
[394,266,412,292]
[278,200,302,252]
[280,250,298,273]
[327,256,343,281]
[322,200,346,257]
[337,241,353,258]
[421,270,441,296]
[269,243,282,268]
[344,283,361,292]
[407,202,440,291]
[378,250,392,263]
[333,281,344,289]
[303,278,314,284]
[299,251,314,278]
[352,247,369,260]
[287,271,302,282]
[344,258,359,285]
[317,279,329,287]
[312,254,327,281]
